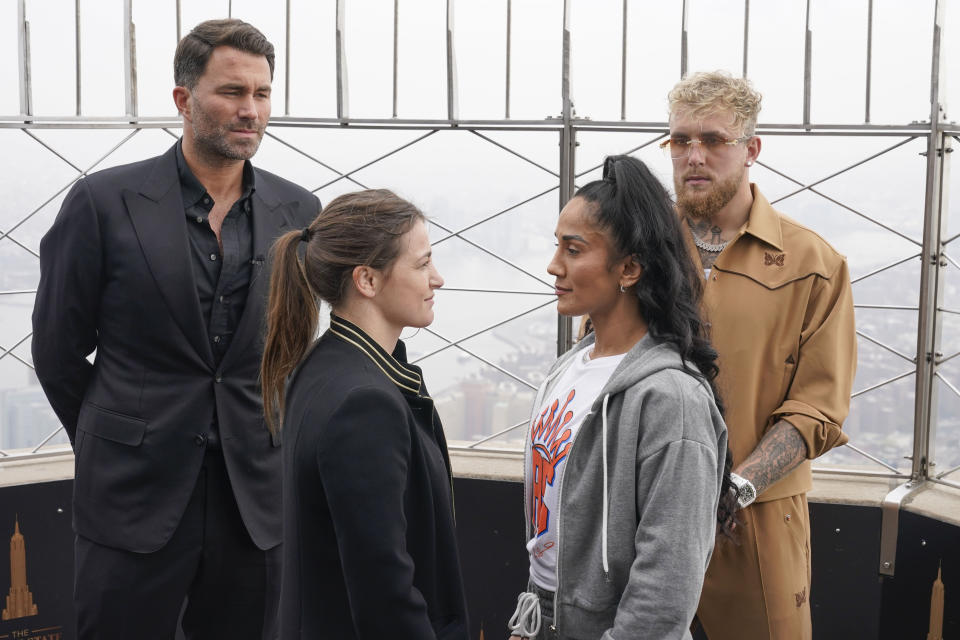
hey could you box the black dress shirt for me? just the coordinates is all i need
[176,142,255,447]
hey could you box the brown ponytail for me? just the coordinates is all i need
[261,228,318,435]
[261,189,425,434]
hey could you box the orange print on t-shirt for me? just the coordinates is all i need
[530,389,576,537]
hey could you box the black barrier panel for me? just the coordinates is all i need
[880,509,960,640]
[2,475,959,639]
[809,503,883,639]
[452,477,529,639]
[0,480,74,640]
[456,481,946,640]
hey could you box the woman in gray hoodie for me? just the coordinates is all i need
[508,155,729,640]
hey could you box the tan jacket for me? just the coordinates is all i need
[688,185,856,501]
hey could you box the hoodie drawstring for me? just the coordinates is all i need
[508,590,541,637]
[601,393,610,576]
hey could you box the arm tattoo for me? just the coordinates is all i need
[735,420,807,496]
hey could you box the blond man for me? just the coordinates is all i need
[663,71,856,639]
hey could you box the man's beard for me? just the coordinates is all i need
[675,165,743,220]
[190,101,264,164]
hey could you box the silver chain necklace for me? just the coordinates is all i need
[693,234,728,253]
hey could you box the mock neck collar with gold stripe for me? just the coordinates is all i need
[329,315,424,397]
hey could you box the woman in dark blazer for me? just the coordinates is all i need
[261,189,468,639]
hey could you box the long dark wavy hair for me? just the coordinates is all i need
[576,155,735,512]
[576,154,723,410]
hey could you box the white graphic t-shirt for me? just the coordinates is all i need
[527,347,625,591]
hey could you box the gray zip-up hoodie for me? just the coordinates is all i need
[522,332,728,640]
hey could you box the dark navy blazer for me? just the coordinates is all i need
[279,316,468,639]
[31,142,319,552]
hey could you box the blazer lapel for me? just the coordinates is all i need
[218,177,296,372]
[123,145,216,370]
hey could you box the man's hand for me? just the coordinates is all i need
[716,485,743,543]
[716,419,806,545]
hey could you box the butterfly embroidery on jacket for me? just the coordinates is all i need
[764,251,785,266]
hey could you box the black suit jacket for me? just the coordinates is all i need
[31,143,319,553]
[279,317,468,639]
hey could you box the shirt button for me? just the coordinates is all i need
[215,374,223,383]
[203,197,211,205]
[210,253,218,261]
[219,295,225,303]
[195,216,203,223]
[213,335,221,343]
[194,434,207,447]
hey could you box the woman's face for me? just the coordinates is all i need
[376,219,444,331]
[547,197,623,318]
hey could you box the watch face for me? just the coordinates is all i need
[738,483,756,507]
[729,472,756,507]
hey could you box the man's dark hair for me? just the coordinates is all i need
[174,19,275,89]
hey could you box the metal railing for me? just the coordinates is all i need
[1,0,957,518]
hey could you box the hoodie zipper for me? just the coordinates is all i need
[542,336,666,631]
[526,338,620,633]
[523,358,573,633]
[552,416,580,632]
[552,392,616,631]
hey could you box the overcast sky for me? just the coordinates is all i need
[1,0,955,123]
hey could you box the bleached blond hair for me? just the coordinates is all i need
[668,71,762,136]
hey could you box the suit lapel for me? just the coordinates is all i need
[218,177,296,372]
[124,145,216,370]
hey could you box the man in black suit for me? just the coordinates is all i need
[31,19,318,639]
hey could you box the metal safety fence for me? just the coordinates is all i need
[1,0,958,546]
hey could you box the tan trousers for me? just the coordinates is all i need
[697,494,812,640]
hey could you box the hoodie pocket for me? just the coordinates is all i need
[569,591,619,614]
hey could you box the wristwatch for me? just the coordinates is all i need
[728,472,757,509]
